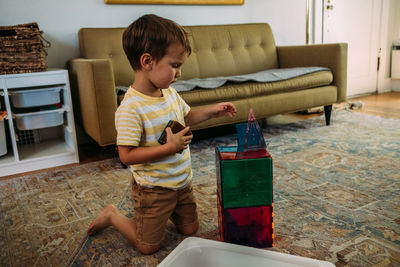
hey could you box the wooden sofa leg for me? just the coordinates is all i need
[324,105,332,126]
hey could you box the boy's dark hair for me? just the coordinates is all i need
[123,14,191,71]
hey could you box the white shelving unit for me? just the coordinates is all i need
[0,69,79,177]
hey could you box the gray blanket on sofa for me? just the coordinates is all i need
[171,66,330,92]
[116,67,330,94]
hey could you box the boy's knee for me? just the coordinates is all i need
[136,242,161,255]
[178,220,199,236]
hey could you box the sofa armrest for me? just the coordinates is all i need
[277,43,348,102]
[68,58,118,147]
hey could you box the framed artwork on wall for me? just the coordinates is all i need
[105,0,244,4]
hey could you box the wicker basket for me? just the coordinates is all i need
[0,22,50,75]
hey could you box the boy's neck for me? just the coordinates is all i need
[132,75,163,97]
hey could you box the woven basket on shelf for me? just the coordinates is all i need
[0,22,50,75]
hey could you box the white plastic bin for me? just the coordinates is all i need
[159,237,335,267]
[13,109,65,130]
[9,86,62,108]
[0,116,7,156]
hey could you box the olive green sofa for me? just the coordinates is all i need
[68,23,347,147]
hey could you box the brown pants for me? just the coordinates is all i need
[131,180,198,246]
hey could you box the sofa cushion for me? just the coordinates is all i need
[78,28,133,86]
[172,67,329,92]
[180,70,333,106]
[181,23,279,80]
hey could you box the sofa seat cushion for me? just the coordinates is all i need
[180,70,333,106]
[172,67,329,92]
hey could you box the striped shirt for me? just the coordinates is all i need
[115,86,192,189]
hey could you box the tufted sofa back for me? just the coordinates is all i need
[78,23,278,86]
[181,23,278,80]
[78,27,131,86]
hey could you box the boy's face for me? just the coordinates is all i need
[148,43,187,90]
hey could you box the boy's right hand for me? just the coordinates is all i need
[165,126,193,154]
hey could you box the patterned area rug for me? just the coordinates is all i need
[1,111,399,266]
[0,159,132,266]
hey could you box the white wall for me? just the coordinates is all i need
[0,0,307,69]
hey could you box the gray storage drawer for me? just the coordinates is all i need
[9,86,62,108]
[14,109,65,130]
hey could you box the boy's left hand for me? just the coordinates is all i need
[212,102,237,118]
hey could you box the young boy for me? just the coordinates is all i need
[87,14,236,254]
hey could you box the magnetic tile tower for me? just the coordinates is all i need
[216,110,274,248]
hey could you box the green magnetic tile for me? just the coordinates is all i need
[216,147,273,209]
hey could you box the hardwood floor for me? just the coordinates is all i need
[350,91,400,119]
[78,142,119,164]
[2,92,399,181]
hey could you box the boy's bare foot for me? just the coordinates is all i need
[87,204,117,235]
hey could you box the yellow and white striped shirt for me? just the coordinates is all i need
[115,86,192,189]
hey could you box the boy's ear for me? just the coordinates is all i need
[140,53,153,70]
